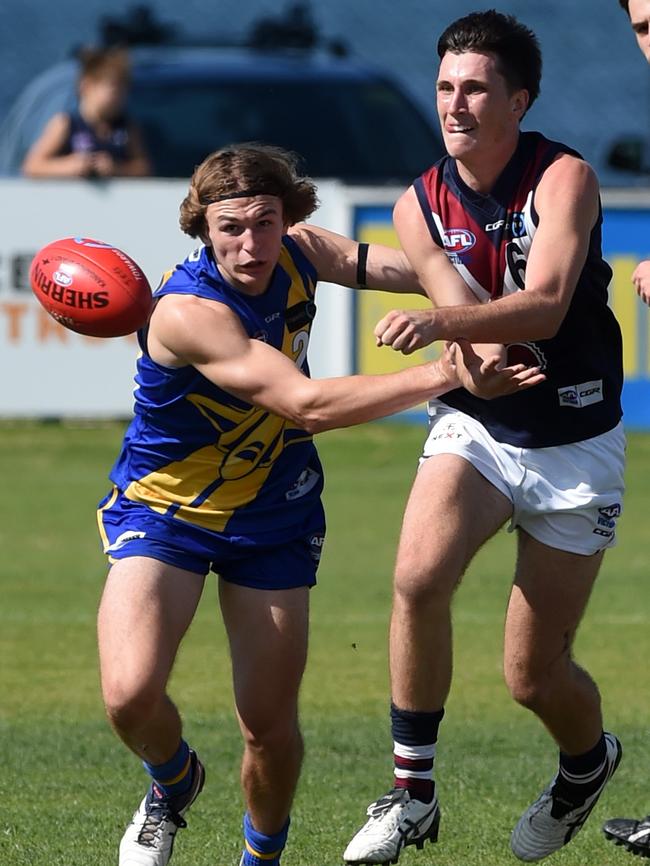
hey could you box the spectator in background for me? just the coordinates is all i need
[21,47,151,178]
[601,1,650,858]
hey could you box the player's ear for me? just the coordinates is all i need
[511,89,529,118]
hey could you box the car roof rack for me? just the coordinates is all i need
[93,1,349,57]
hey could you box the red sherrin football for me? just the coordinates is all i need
[29,237,153,337]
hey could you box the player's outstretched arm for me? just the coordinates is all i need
[149,294,455,433]
[288,224,426,295]
[149,295,540,434]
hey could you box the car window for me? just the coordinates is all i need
[128,78,442,181]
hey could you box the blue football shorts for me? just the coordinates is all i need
[97,487,326,590]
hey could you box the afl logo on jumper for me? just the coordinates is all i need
[442,228,476,254]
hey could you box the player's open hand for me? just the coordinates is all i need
[374,308,437,354]
[448,339,545,399]
[632,259,650,306]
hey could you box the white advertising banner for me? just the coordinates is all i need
[0,178,355,417]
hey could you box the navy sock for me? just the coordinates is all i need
[241,812,289,866]
[557,732,608,800]
[142,739,193,799]
[391,703,444,804]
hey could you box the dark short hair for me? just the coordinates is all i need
[437,10,542,112]
[179,143,319,239]
[619,0,629,12]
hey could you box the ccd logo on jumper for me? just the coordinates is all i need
[442,228,476,253]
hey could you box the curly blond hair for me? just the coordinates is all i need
[179,143,319,239]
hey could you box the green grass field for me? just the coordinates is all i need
[1,421,648,866]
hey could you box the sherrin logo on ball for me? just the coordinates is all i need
[29,237,154,338]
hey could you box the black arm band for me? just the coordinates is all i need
[356,242,369,288]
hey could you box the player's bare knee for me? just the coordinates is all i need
[241,714,302,756]
[103,680,164,732]
[393,558,460,610]
[238,697,300,743]
[507,675,551,712]
[504,657,560,711]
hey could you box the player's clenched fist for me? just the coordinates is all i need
[374,308,438,353]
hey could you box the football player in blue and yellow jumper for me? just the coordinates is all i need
[96,143,543,866]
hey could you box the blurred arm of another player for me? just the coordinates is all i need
[632,260,650,306]
[147,294,543,436]
[375,156,599,353]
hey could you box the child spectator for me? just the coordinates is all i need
[22,47,151,178]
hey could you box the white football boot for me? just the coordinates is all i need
[511,732,622,862]
[343,787,440,865]
[119,751,205,866]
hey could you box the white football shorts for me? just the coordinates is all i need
[421,401,625,555]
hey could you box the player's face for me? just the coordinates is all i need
[205,196,288,295]
[436,51,527,165]
[628,0,650,62]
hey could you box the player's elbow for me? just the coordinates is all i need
[530,318,561,341]
[285,381,331,434]
[525,299,568,341]
[289,406,329,436]
[287,412,323,436]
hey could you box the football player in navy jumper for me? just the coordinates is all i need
[96,143,541,866]
[344,11,625,865]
